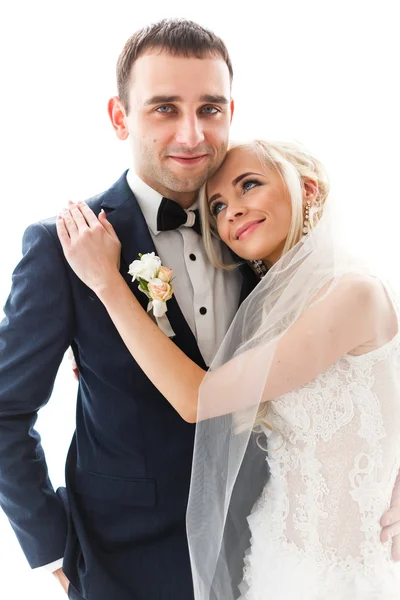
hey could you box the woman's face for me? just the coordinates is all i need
[206,147,293,266]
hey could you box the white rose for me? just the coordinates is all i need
[157,266,173,283]
[128,252,161,282]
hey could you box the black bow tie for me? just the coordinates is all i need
[157,197,201,235]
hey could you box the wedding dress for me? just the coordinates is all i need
[238,329,400,599]
[187,208,400,600]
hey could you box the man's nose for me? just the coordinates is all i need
[175,116,205,148]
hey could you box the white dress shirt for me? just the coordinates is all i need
[125,170,242,367]
[41,170,242,572]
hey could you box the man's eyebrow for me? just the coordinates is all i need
[199,95,229,104]
[144,94,230,106]
[144,95,181,106]
[208,172,264,205]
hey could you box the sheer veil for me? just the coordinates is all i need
[186,191,400,599]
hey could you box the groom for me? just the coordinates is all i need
[0,19,263,600]
[1,17,400,600]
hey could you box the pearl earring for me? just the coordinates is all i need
[303,200,311,234]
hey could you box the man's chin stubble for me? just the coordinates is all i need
[161,171,212,193]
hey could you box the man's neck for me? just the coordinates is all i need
[168,193,198,210]
[136,172,198,209]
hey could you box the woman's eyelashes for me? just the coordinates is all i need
[209,179,262,218]
[210,200,226,218]
[242,179,261,193]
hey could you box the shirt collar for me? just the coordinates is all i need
[126,169,199,236]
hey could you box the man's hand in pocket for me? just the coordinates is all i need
[53,567,70,595]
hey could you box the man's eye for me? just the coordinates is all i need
[156,106,173,113]
[210,201,226,217]
[202,106,219,115]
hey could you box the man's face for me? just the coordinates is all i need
[112,50,233,205]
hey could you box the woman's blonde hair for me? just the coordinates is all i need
[199,140,330,434]
[199,139,330,270]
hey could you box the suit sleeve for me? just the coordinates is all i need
[0,221,74,568]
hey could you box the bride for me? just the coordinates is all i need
[57,140,400,599]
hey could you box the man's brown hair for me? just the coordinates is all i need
[116,18,233,113]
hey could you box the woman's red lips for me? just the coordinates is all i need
[235,219,265,240]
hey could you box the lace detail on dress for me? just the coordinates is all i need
[239,335,400,600]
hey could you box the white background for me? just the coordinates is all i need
[0,0,399,597]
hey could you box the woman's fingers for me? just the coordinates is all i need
[380,511,400,560]
[58,202,115,247]
[60,206,79,240]
[76,201,101,228]
[381,518,400,542]
[382,523,400,561]
[56,213,72,248]
[99,210,119,241]
[74,201,120,245]
[63,202,116,242]
[68,200,89,233]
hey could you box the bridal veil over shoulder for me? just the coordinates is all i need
[186,204,400,599]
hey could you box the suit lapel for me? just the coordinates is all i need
[227,249,260,307]
[101,176,156,274]
[100,172,206,368]
[238,263,259,306]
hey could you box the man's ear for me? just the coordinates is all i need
[108,97,129,141]
[230,98,235,124]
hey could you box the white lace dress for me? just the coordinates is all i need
[238,334,400,599]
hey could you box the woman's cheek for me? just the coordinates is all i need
[219,223,231,245]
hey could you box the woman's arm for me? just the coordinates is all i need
[57,202,389,423]
[192,275,385,420]
[96,272,206,422]
[94,271,384,423]
[56,200,206,422]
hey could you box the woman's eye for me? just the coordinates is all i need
[242,180,260,192]
[210,202,226,217]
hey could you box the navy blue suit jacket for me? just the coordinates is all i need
[0,173,263,600]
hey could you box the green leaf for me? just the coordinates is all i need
[139,279,149,292]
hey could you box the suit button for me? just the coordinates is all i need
[189,254,196,261]
[199,307,207,315]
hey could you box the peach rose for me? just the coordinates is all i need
[148,279,174,304]
[157,266,173,283]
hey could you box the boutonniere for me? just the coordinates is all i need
[128,252,175,337]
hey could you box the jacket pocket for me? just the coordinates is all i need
[74,465,157,508]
